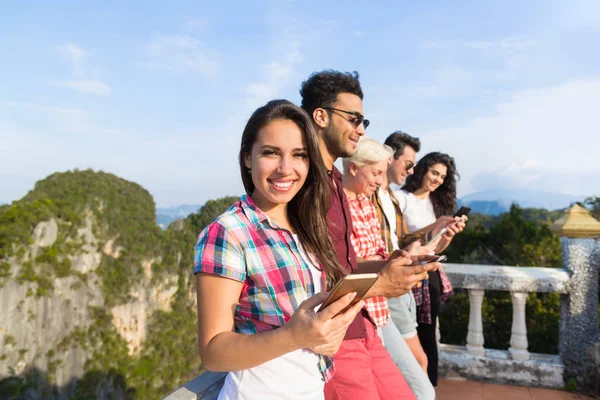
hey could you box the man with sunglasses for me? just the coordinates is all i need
[300,70,440,400]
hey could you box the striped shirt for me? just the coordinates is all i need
[194,194,334,381]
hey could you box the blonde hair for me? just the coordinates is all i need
[342,136,394,175]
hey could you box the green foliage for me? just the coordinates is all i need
[18,261,54,297]
[128,285,203,398]
[0,368,57,399]
[585,196,600,220]
[97,256,136,307]
[154,196,238,283]
[0,376,37,399]
[75,287,203,399]
[71,370,135,400]
[36,245,72,278]
[3,334,16,346]
[565,377,577,392]
[440,204,562,353]
[526,292,560,353]
[0,199,58,259]
[0,261,10,287]
[21,170,164,304]
[445,204,561,267]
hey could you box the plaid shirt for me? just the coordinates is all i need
[412,267,454,324]
[194,194,334,382]
[347,193,390,327]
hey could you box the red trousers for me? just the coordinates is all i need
[324,316,416,400]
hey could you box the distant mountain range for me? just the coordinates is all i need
[156,204,203,228]
[458,189,584,215]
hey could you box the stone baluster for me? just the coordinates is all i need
[509,291,530,360]
[550,204,600,396]
[466,289,485,357]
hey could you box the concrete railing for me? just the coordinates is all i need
[438,264,570,388]
[163,205,600,399]
[163,370,226,400]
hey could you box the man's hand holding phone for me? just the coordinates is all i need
[368,250,441,298]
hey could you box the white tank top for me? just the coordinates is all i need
[394,190,437,232]
[218,235,325,400]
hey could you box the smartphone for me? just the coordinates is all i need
[317,273,379,315]
[420,254,447,265]
[454,206,471,218]
[432,254,447,263]
[424,228,447,247]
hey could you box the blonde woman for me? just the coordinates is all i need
[342,136,434,399]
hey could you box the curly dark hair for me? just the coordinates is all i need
[299,70,363,117]
[402,152,459,218]
[384,131,421,159]
[239,99,344,287]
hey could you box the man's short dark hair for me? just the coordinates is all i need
[384,131,421,159]
[300,70,363,117]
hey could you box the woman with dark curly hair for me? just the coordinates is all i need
[395,152,460,388]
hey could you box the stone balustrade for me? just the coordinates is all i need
[438,263,570,388]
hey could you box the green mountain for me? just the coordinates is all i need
[0,169,238,399]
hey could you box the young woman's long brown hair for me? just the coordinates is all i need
[239,99,344,287]
[403,152,459,218]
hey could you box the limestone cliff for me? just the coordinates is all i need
[0,170,236,399]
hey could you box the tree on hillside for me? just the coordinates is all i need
[188,197,239,234]
[585,196,600,220]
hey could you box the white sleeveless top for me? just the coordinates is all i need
[218,235,325,400]
[394,190,437,232]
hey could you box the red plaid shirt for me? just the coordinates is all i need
[347,193,390,327]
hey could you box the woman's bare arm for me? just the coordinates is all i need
[196,273,364,371]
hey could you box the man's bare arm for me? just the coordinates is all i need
[356,258,386,274]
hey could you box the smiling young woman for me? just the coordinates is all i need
[396,151,460,387]
[193,99,364,400]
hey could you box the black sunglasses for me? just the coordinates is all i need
[403,161,415,170]
[323,107,370,129]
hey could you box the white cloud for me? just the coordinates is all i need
[420,35,539,85]
[57,43,91,77]
[54,43,110,96]
[143,33,219,75]
[420,78,600,197]
[50,80,111,96]
[243,40,303,108]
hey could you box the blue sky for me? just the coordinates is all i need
[1,0,599,207]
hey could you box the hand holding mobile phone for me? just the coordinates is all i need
[424,228,447,247]
[418,254,447,264]
[432,254,447,263]
[317,273,378,315]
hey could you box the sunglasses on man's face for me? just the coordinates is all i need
[394,157,414,171]
[403,161,415,171]
[323,107,370,129]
